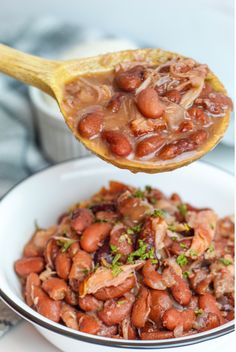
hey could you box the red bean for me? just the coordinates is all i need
[131,286,151,328]
[171,272,192,306]
[71,208,94,234]
[80,222,112,253]
[77,111,103,139]
[14,257,44,277]
[164,90,181,104]
[115,66,144,92]
[178,120,194,133]
[32,286,61,322]
[162,308,195,331]
[188,106,208,124]
[137,88,164,119]
[94,276,136,300]
[102,130,132,157]
[78,295,103,312]
[42,278,68,301]
[55,252,72,280]
[199,293,224,324]
[149,290,173,323]
[107,93,124,112]
[135,135,165,157]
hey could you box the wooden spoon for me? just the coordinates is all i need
[0,44,230,173]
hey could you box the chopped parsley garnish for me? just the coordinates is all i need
[111,254,122,276]
[207,243,215,253]
[117,300,126,305]
[145,185,152,193]
[127,224,142,235]
[95,218,109,223]
[194,309,203,316]
[151,209,166,218]
[189,249,198,258]
[127,240,156,263]
[151,259,158,265]
[219,258,232,266]
[183,271,190,278]
[210,223,215,230]
[119,234,132,244]
[82,269,90,275]
[180,242,187,249]
[57,239,75,252]
[178,204,187,217]
[168,225,177,232]
[171,236,177,241]
[110,244,118,253]
[133,189,145,199]
[34,220,42,231]
[176,253,188,267]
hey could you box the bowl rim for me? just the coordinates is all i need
[0,157,234,348]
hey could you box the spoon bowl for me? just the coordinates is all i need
[0,45,230,173]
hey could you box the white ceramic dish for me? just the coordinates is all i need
[0,157,234,351]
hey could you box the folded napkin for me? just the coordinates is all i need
[0,16,106,338]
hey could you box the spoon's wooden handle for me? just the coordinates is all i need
[0,44,60,96]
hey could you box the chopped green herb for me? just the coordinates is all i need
[152,209,166,218]
[93,263,99,272]
[183,271,190,278]
[130,224,142,233]
[189,249,198,258]
[83,269,90,275]
[151,259,158,265]
[34,220,42,231]
[150,197,157,205]
[219,258,232,266]
[57,239,75,252]
[207,243,215,253]
[133,189,145,199]
[194,309,203,316]
[168,225,177,232]
[171,236,177,241]
[210,223,215,230]
[127,240,156,263]
[95,218,109,223]
[110,244,118,253]
[145,185,152,193]
[117,300,126,305]
[111,254,122,276]
[176,253,188,267]
[178,204,187,217]
[119,234,132,244]
[180,242,187,249]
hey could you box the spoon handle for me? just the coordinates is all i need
[0,44,59,96]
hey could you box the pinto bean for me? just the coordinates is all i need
[199,313,221,332]
[67,241,80,258]
[178,120,194,133]
[77,111,103,139]
[44,238,59,269]
[102,130,132,157]
[78,314,101,335]
[23,227,56,257]
[107,93,124,112]
[42,278,68,301]
[69,250,92,290]
[115,66,144,92]
[94,238,113,265]
[78,295,103,312]
[137,88,164,119]
[149,290,173,324]
[94,276,136,300]
[168,239,191,256]
[171,272,192,306]
[65,287,78,306]
[199,293,224,324]
[142,259,166,290]
[15,257,44,277]
[96,211,118,222]
[164,90,181,104]
[32,286,61,322]
[80,222,112,253]
[98,324,118,337]
[141,330,174,340]
[109,225,133,262]
[118,196,147,222]
[98,293,135,326]
[55,252,71,280]
[188,106,208,124]
[71,208,94,234]
[60,303,79,330]
[131,286,151,328]
[135,135,165,157]
[25,273,41,306]
[162,308,196,331]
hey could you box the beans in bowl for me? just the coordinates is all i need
[15,181,234,339]
[63,58,232,163]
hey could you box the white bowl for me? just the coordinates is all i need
[0,158,234,351]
